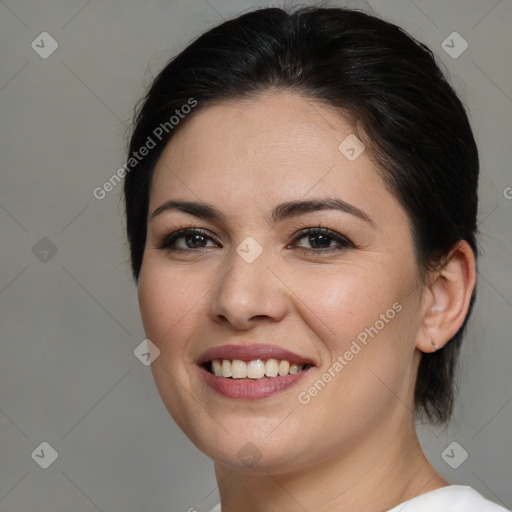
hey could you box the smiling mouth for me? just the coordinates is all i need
[204,358,313,379]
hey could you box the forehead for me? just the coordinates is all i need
[149,92,402,228]
[154,93,349,175]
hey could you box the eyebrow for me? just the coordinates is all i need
[150,197,374,226]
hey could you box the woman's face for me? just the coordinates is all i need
[137,92,426,473]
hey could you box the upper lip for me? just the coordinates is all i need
[197,344,316,366]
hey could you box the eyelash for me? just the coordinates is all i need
[157,223,354,256]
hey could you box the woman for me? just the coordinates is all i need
[123,6,507,511]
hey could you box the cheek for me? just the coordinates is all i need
[295,261,417,405]
[298,275,414,430]
[137,263,204,349]
[316,269,417,387]
[137,264,209,435]
[296,264,403,345]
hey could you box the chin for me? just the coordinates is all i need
[190,414,314,472]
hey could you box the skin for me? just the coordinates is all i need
[137,91,476,512]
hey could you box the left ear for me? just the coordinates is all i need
[416,240,477,353]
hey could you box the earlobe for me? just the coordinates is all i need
[417,240,476,353]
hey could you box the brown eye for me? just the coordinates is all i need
[291,227,353,255]
[158,228,219,251]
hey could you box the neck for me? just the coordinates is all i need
[213,420,448,512]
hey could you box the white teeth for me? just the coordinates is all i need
[221,359,232,378]
[278,360,290,376]
[231,359,247,379]
[247,359,265,379]
[212,359,222,376]
[264,358,279,377]
[210,358,305,378]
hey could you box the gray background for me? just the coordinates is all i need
[0,0,511,511]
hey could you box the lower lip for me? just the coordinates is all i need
[199,365,311,399]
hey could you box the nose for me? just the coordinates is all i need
[208,247,288,330]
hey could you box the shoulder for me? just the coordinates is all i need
[386,485,509,512]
